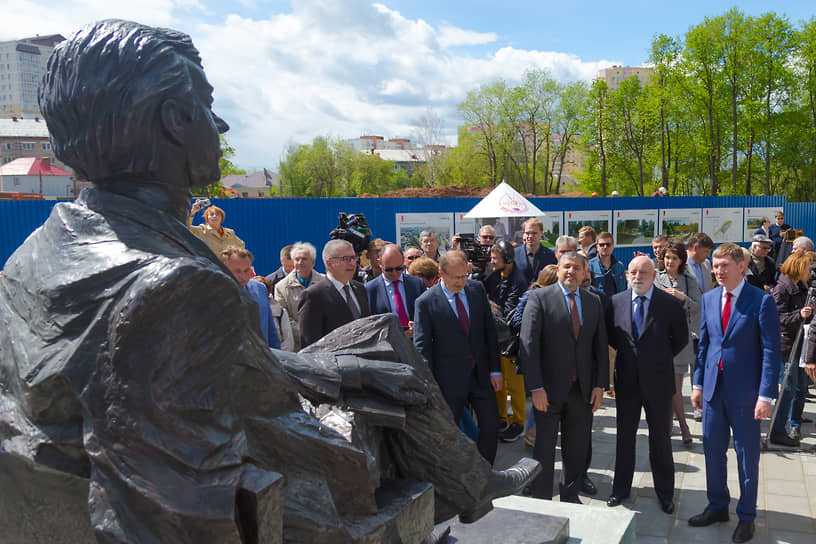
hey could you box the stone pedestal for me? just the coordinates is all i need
[443,503,569,543]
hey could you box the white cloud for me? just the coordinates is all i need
[437,24,498,48]
[2,1,620,171]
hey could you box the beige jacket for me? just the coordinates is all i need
[274,269,325,351]
[189,223,245,257]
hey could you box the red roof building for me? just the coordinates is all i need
[0,157,74,197]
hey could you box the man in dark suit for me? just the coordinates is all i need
[413,250,502,464]
[366,243,426,338]
[689,243,781,544]
[519,252,609,503]
[514,217,557,284]
[298,239,371,348]
[264,244,293,290]
[606,256,688,513]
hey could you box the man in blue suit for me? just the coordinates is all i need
[414,250,502,464]
[689,243,781,543]
[366,244,426,338]
[222,246,281,349]
[514,217,557,284]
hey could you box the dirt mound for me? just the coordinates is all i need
[377,184,586,198]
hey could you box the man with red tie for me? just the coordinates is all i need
[690,243,781,543]
[365,244,426,338]
[413,250,503,464]
[519,252,609,503]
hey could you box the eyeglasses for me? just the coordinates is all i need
[597,243,612,247]
[330,255,356,263]
[383,266,405,273]
[480,235,495,241]
[405,255,419,261]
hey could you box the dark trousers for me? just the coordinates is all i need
[531,382,591,500]
[612,387,674,503]
[445,371,499,464]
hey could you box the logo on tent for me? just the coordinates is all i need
[498,194,528,213]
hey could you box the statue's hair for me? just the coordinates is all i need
[40,19,203,182]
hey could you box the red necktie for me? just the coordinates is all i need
[455,293,470,336]
[568,293,580,339]
[393,279,409,326]
[455,292,474,369]
[719,292,733,371]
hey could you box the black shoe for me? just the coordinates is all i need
[606,494,629,507]
[770,433,800,447]
[660,499,675,514]
[688,508,729,527]
[801,416,813,423]
[459,457,541,523]
[500,423,524,443]
[560,495,582,504]
[581,475,598,496]
[732,520,755,543]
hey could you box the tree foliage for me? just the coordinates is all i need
[278,136,410,197]
[577,9,816,199]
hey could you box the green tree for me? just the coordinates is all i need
[196,135,246,197]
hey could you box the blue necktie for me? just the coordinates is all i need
[693,262,704,289]
[632,295,646,338]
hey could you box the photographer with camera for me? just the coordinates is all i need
[188,199,246,256]
[769,252,814,446]
[453,225,497,278]
[484,240,528,442]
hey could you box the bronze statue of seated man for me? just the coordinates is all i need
[0,19,538,543]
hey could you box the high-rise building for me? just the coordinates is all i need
[0,34,65,119]
[595,65,652,90]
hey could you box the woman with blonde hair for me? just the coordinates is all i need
[769,251,814,446]
[188,199,245,256]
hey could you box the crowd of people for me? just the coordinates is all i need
[192,203,816,544]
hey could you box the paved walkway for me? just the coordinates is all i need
[494,381,816,543]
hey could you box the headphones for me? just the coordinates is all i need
[496,240,515,264]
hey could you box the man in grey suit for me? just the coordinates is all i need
[687,232,715,421]
[687,232,715,293]
[519,252,609,502]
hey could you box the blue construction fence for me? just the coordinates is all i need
[3,194,811,277]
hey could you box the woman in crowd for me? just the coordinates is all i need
[769,252,814,446]
[188,199,245,256]
[654,240,701,446]
[408,256,440,289]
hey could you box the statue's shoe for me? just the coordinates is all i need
[458,457,542,523]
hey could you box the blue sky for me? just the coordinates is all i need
[3,1,815,171]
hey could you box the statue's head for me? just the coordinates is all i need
[39,19,229,189]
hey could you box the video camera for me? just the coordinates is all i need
[329,213,372,256]
[454,234,492,281]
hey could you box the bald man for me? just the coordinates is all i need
[606,256,688,514]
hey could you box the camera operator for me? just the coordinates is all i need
[453,225,497,278]
[484,241,528,443]
[452,233,492,281]
[769,252,814,446]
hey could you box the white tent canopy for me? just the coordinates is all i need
[463,181,546,219]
